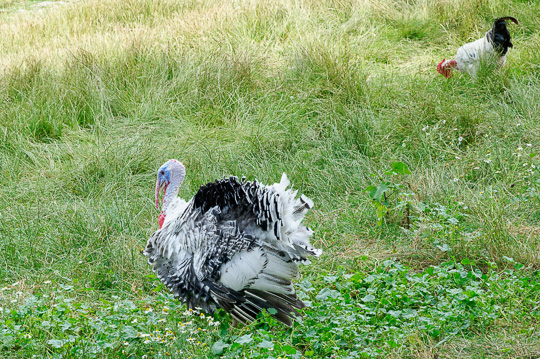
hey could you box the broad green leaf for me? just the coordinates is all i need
[364,185,377,193]
[41,321,52,328]
[122,300,137,310]
[282,345,298,354]
[47,339,65,348]
[323,275,338,283]
[371,184,389,201]
[361,294,375,302]
[315,288,340,301]
[122,326,138,339]
[437,244,451,252]
[267,307,278,315]
[212,340,229,355]
[447,288,463,295]
[61,321,71,331]
[376,204,388,219]
[402,309,417,318]
[390,162,411,175]
[258,340,274,349]
[235,334,253,345]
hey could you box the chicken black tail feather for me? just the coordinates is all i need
[489,16,519,55]
[494,17,519,26]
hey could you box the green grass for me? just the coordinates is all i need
[0,0,539,357]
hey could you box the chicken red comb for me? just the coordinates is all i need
[437,59,456,79]
[437,59,446,75]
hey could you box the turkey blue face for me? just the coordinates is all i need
[155,164,171,209]
[157,165,171,186]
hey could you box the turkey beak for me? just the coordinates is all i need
[155,178,168,209]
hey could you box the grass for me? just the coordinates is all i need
[0,0,539,357]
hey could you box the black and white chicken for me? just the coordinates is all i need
[437,17,519,78]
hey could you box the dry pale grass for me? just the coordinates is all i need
[438,324,540,358]
[2,0,528,75]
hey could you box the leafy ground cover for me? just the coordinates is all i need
[2,260,539,358]
[0,0,539,357]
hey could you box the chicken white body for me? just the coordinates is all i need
[144,160,321,326]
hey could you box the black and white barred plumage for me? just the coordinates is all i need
[144,160,321,326]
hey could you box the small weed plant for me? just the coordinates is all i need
[365,162,424,228]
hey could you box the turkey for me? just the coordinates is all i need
[437,17,519,78]
[144,159,321,326]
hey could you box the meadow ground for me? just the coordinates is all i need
[0,0,539,357]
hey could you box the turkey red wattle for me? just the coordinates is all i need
[155,181,169,209]
[155,180,169,228]
[158,212,166,229]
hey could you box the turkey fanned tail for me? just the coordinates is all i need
[143,174,320,326]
